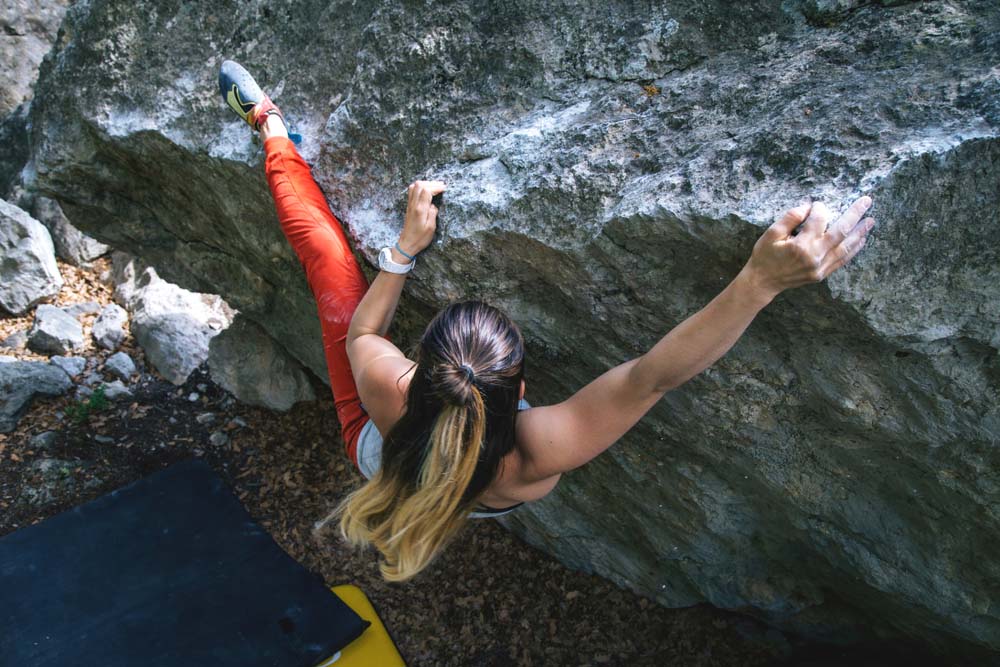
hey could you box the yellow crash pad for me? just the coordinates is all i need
[314,585,405,667]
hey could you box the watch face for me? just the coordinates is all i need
[378,247,409,274]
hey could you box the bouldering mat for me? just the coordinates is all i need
[0,459,368,666]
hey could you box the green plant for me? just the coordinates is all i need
[66,384,109,424]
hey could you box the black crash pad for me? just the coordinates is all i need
[0,459,367,666]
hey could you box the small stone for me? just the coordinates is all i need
[102,380,133,401]
[168,416,178,424]
[209,431,229,447]
[93,434,114,444]
[29,431,59,449]
[104,351,136,381]
[75,385,93,401]
[50,355,86,378]
[195,412,216,425]
[187,392,199,402]
[231,416,248,428]
[1,330,28,350]
[27,304,85,355]
[62,301,101,319]
[92,303,128,350]
[83,371,102,386]
[196,383,208,392]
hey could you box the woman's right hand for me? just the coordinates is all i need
[397,180,447,258]
[740,196,876,301]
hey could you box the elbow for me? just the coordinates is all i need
[628,357,678,397]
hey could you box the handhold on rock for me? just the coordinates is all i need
[28,304,85,355]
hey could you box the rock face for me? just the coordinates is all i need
[32,197,110,267]
[23,0,1000,657]
[208,315,315,411]
[111,254,234,385]
[0,200,63,315]
[0,356,72,432]
[0,0,70,116]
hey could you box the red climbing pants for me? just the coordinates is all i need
[263,136,369,465]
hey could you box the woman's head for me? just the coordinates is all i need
[337,301,524,581]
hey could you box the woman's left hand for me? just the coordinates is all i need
[398,180,446,257]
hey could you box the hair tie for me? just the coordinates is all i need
[459,363,475,382]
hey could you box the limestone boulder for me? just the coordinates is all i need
[112,254,234,385]
[23,0,1000,658]
[0,200,62,315]
[207,315,315,411]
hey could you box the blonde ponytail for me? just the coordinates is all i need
[337,386,487,581]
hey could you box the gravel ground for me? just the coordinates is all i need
[0,260,938,665]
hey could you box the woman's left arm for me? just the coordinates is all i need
[515,197,876,481]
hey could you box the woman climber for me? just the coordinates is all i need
[219,60,877,581]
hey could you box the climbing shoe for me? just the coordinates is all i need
[218,59,301,144]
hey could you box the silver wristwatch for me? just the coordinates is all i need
[378,246,415,274]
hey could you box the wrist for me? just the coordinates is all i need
[734,265,779,308]
[393,238,420,263]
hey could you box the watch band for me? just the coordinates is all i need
[378,246,415,274]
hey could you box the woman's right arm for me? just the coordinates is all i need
[347,180,445,433]
[514,197,875,482]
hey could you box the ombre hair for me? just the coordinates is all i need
[336,301,525,581]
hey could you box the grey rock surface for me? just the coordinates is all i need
[0,355,72,432]
[62,300,101,319]
[0,0,70,116]
[101,379,132,400]
[49,355,86,378]
[111,255,234,384]
[32,197,110,266]
[0,199,63,315]
[0,103,29,197]
[19,457,99,507]
[29,430,59,449]
[23,0,1000,657]
[208,315,315,411]
[92,302,128,350]
[103,351,135,381]
[1,331,28,351]
[27,304,84,355]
